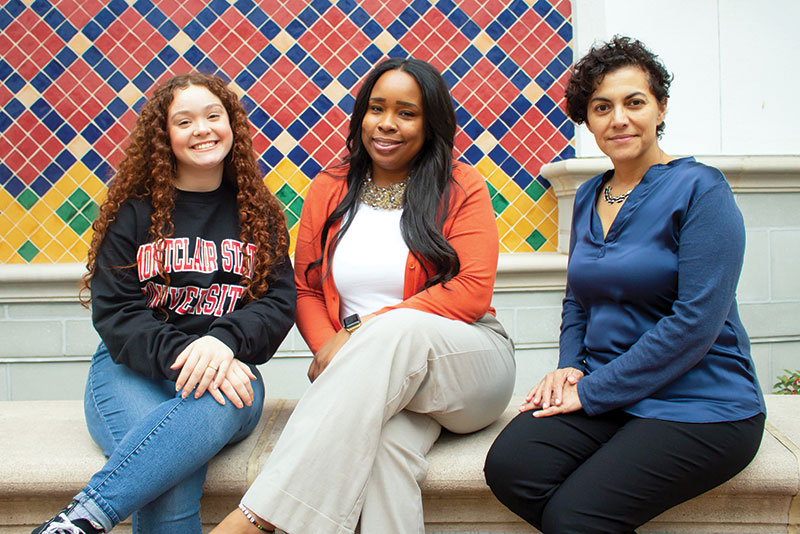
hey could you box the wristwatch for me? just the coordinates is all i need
[342,313,362,333]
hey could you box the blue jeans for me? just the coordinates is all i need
[77,344,264,533]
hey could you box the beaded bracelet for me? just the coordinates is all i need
[238,503,275,533]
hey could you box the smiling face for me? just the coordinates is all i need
[585,66,666,170]
[167,84,233,190]
[360,69,425,185]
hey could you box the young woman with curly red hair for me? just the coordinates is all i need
[33,73,296,534]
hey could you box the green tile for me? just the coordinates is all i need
[17,188,39,210]
[68,188,91,210]
[275,184,296,207]
[81,201,99,222]
[284,209,298,228]
[68,213,92,235]
[491,192,509,215]
[526,229,547,251]
[525,180,547,201]
[288,196,304,218]
[55,201,78,223]
[18,240,39,262]
[486,180,498,198]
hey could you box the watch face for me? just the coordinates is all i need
[343,314,360,331]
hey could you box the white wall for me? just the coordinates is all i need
[572,0,800,157]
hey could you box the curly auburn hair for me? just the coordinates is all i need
[565,35,673,138]
[81,73,287,303]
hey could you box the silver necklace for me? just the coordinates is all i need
[360,172,406,210]
[603,185,632,204]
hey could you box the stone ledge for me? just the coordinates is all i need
[1,396,798,532]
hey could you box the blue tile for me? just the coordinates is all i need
[0,111,10,133]
[511,95,532,115]
[209,0,229,16]
[462,45,481,65]
[43,162,62,182]
[55,149,76,169]
[411,0,431,13]
[312,94,333,114]
[447,7,467,27]
[557,23,572,42]
[287,120,306,141]
[301,159,321,178]
[107,97,127,118]
[461,19,480,39]
[132,96,147,113]
[5,73,25,93]
[558,47,572,66]
[247,56,268,78]
[532,0,551,17]
[196,7,217,28]
[81,149,103,170]
[499,107,520,127]
[107,70,126,91]
[260,44,280,65]
[107,0,128,16]
[83,46,103,66]
[363,44,382,64]
[300,107,320,128]
[337,0,357,14]
[298,6,317,26]
[511,69,531,90]
[132,71,154,92]
[132,0,154,16]
[310,0,332,13]
[30,176,52,197]
[536,175,551,189]
[286,43,306,65]
[43,8,64,29]
[350,56,370,77]
[454,105,471,126]
[441,69,457,88]
[159,19,179,40]
[485,20,504,40]
[299,57,320,77]
[31,73,53,93]
[183,19,204,40]
[338,93,355,115]
[288,145,308,165]
[449,57,469,78]
[535,94,555,114]
[264,146,283,166]
[509,0,528,16]
[497,8,516,29]
[544,10,565,31]
[399,7,420,27]
[0,163,11,185]
[546,57,567,79]
[4,176,24,197]
[94,7,115,28]
[462,119,483,140]
[0,60,10,81]
[239,94,256,112]
[559,120,574,139]
[534,70,554,90]
[548,106,567,126]
[5,98,24,118]
[235,70,256,90]
[286,19,306,39]
[31,0,51,16]
[55,47,78,67]
[436,0,456,15]
[500,156,520,176]
[243,5,266,26]
[260,19,280,39]
[55,20,77,41]
[234,0,255,14]
[349,6,369,26]
[184,45,205,65]
[248,107,268,128]
[362,19,381,39]
[82,20,103,40]
[144,58,166,79]
[31,98,52,119]
[94,110,115,130]
[558,145,575,160]
[312,69,333,89]
[264,119,282,140]
[96,160,113,182]
[55,123,77,144]
[43,110,63,130]
[488,144,509,163]
[486,46,505,66]
[462,145,483,165]
[0,10,11,31]
[387,19,406,40]
[512,169,534,189]
[95,58,115,79]
[144,6,166,28]
[158,45,179,66]
[5,0,25,17]
[499,57,518,78]
[488,119,507,139]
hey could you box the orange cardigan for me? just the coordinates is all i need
[294,162,499,354]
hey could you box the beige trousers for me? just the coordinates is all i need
[241,309,516,534]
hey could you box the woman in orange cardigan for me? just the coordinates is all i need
[213,58,515,534]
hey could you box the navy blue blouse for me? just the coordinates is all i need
[560,157,766,422]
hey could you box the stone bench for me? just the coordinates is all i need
[1,396,798,533]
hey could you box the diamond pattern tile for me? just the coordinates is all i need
[1,0,571,263]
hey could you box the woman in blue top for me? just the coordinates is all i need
[484,36,766,533]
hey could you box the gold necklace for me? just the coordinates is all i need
[360,173,406,210]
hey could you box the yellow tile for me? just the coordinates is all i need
[500,180,523,200]
[16,84,41,107]
[529,205,546,226]
[288,171,310,193]
[17,213,40,235]
[513,191,535,213]
[322,80,348,107]
[42,213,66,236]
[264,172,284,194]
[4,201,26,224]
[168,30,194,54]
[0,189,12,211]
[536,190,558,214]
[67,138,92,159]
[499,204,523,227]
[69,240,90,262]
[514,240,535,253]
[486,167,508,190]
[5,226,26,248]
[81,174,107,199]
[522,81,545,103]
[68,32,92,55]
[472,31,495,54]
[119,83,144,107]
[475,156,497,179]
[538,241,558,252]
[274,158,300,181]
[271,30,295,53]
[41,188,68,211]
[496,217,510,239]
[474,131,498,154]
[512,216,535,238]
[56,227,78,249]
[537,217,558,240]
[288,224,300,257]
[0,240,15,263]
[373,30,397,53]
[500,231,524,252]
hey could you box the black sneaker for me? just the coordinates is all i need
[32,501,104,534]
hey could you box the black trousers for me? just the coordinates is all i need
[483,409,765,534]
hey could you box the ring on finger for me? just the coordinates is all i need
[207,365,218,372]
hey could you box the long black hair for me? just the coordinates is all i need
[307,58,460,289]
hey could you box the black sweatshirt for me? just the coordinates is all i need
[91,181,296,381]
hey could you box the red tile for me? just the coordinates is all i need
[30,148,52,172]
[273,107,297,128]
[93,134,117,158]
[220,6,244,29]
[3,124,26,144]
[298,30,322,52]
[251,131,271,154]
[43,136,65,158]
[4,149,27,174]
[207,19,231,41]
[132,43,155,66]
[554,0,572,19]
[17,59,39,81]
[18,162,39,185]
[269,4,294,26]
[435,44,458,66]
[0,86,12,107]
[234,19,258,42]
[3,19,27,42]
[220,56,245,76]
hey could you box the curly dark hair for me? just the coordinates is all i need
[81,73,288,304]
[565,36,673,138]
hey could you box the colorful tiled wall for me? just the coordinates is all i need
[0,0,573,263]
